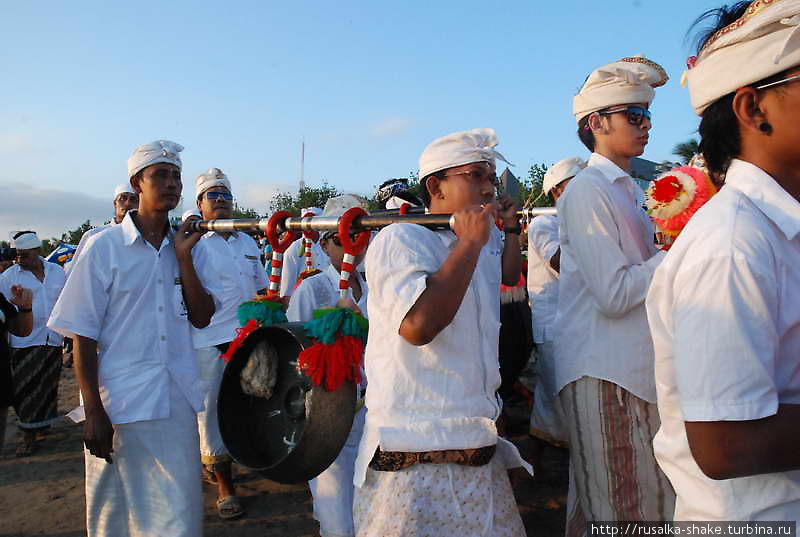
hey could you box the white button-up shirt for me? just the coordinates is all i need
[0,259,65,348]
[47,212,206,425]
[65,223,114,275]
[191,231,268,349]
[287,263,368,322]
[279,238,330,297]
[353,223,529,487]
[554,153,665,403]
[646,159,800,521]
[527,214,560,344]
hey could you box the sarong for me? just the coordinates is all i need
[310,406,366,537]
[9,345,61,429]
[530,339,567,447]
[196,345,231,467]
[85,379,203,537]
[353,454,525,537]
[559,377,675,537]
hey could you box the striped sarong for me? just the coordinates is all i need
[559,377,675,537]
[9,345,62,429]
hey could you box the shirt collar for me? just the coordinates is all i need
[588,153,630,183]
[120,210,175,246]
[725,159,800,241]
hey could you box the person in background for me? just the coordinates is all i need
[0,284,33,451]
[279,207,329,298]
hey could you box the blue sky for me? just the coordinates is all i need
[1,0,724,240]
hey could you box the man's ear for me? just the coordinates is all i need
[130,173,143,195]
[732,86,768,136]
[588,112,608,135]
[427,176,442,200]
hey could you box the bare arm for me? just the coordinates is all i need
[399,205,494,346]
[74,334,115,463]
[685,404,800,480]
[174,220,215,329]
[549,248,561,273]
[498,195,521,286]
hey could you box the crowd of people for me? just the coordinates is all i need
[1,1,799,535]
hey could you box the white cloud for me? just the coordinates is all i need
[238,181,296,213]
[0,181,111,242]
[0,134,37,155]
[371,117,412,137]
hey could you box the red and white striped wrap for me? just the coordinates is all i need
[338,252,356,299]
[303,237,314,272]
[268,251,284,296]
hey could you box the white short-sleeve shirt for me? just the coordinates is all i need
[0,259,65,348]
[47,212,206,425]
[279,238,330,298]
[526,214,560,344]
[647,159,800,521]
[554,153,665,402]
[190,231,268,349]
[353,223,529,487]
[287,263,368,323]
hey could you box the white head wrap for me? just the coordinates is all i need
[542,157,587,194]
[10,231,41,250]
[385,196,420,209]
[301,207,323,217]
[572,55,669,123]
[195,168,232,199]
[322,194,368,218]
[114,183,135,199]
[418,128,512,179]
[684,0,800,115]
[182,209,201,221]
[127,140,183,179]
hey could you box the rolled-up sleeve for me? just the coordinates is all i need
[365,224,441,331]
[561,178,664,318]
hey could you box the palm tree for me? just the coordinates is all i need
[672,139,700,165]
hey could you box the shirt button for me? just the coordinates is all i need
[157,279,163,284]
[161,335,166,341]
[158,306,164,312]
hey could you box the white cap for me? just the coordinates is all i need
[195,168,232,199]
[572,55,668,123]
[127,140,183,178]
[542,157,587,194]
[322,195,368,217]
[10,231,41,250]
[301,207,323,217]
[114,183,136,199]
[418,128,512,179]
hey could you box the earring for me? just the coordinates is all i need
[759,122,773,133]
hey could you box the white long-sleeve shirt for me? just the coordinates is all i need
[0,259,65,348]
[279,238,329,298]
[526,214,560,344]
[554,153,665,403]
[647,159,800,521]
[287,264,367,323]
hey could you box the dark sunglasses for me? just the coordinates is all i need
[599,105,651,126]
[203,191,233,201]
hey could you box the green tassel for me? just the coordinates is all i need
[306,307,368,344]
[237,299,288,327]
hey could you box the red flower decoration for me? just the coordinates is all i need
[651,176,684,203]
[686,56,697,69]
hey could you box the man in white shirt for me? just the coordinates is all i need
[353,128,530,537]
[66,184,139,273]
[287,194,368,537]
[190,167,267,520]
[279,206,329,298]
[48,140,214,537]
[527,157,585,450]
[647,1,800,520]
[555,56,674,530]
[0,230,66,457]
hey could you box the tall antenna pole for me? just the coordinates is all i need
[299,140,306,190]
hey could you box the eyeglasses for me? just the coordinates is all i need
[203,191,233,202]
[443,167,500,188]
[755,72,800,91]
[599,105,651,126]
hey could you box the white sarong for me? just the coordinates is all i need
[310,406,366,537]
[85,378,203,537]
[196,345,229,465]
[353,454,525,537]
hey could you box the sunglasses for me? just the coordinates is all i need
[203,191,233,201]
[599,105,651,126]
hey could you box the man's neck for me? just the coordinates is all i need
[132,209,169,248]
[23,259,44,280]
[595,148,632,174]
[740,149,800,204]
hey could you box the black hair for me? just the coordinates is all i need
[12,231,35,240]
[690,2,753,176]
[577,114,595,152]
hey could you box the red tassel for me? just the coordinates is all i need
[221,319,260,363]
[298,335,364,391]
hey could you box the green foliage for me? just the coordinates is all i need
[673,139,699,165]
[231,203,259,219]
[270,182,342,215]
[518,163,552,208]
[61,220,94,245]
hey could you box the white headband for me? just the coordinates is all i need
[114,183,135,199]
[684,0,800,115]
[195,168,232,199]
[543,157,587,194]
[127,140,183,179]
[419,128,512,179]
[573,55,668,123]
[10,231,41,250]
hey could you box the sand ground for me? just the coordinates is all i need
[0,367,568,537]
